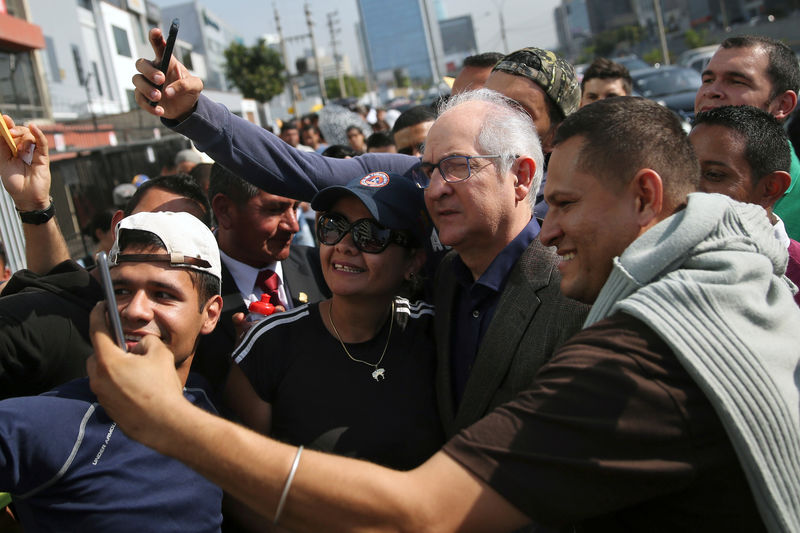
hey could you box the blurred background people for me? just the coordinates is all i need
[366,131,396,153]
[450,52,504,94]
[579,57,632,107]
[346,125,367,153]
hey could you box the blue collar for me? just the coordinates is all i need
[452,217,541,295]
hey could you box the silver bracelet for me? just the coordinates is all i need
[274,445,303,525]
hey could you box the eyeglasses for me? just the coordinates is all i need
[317,213,413,253]
[411,155,502,189]
[398,143,424,156]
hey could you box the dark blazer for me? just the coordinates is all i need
[434,238,590,437]
[191,245,330,395]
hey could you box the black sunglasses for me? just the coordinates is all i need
[317,213,413,253]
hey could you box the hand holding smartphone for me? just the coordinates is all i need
[96,251,127,352]
[149,18,180,107]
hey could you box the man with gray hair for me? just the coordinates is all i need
[417,89,587,434]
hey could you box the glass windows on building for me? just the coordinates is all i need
[0,51,46,120]
[112,25,132,57]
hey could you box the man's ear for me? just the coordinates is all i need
[109,210,124,241]
[755,170,791,210]
[768,90,798,122]
[211,194,234,229]
[630,168,664,228]
[200,294,223,335]
[512,155,536,204]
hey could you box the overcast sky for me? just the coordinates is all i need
[155,0,561,75]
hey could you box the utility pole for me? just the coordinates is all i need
[719,0,729,29]
[327,11,347,98]
[496,0,509,54]
[652,0,670,65]
[274,5,298,118]
[305,3,328,104]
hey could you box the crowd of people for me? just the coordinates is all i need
[0,24,799,532]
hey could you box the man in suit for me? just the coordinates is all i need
[421,89,588,436]
[192,164,329,394]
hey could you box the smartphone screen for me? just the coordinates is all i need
[96,251,127,352]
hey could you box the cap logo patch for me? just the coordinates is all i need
[360,172,390,188]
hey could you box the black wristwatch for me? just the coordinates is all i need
[17,198,55,225]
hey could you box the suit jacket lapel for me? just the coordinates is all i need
[219,262,245,344]
[451,240,548,433]
[433,253,459,431]
[281,245,330,307]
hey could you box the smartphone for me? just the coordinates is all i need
[96,251,127,352]
[149,18,180,107]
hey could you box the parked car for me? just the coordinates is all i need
[678,45,719,67]
[612,54,650,73]
[632,65,702,130]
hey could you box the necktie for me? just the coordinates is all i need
[255,269,281,306]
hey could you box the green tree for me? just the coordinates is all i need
[224,39,285,103]
[592,25,643,57]
[684,28,709,49]
[324,75,368,99]
[393,69,410,88]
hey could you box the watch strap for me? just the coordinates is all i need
[17,198,55,225]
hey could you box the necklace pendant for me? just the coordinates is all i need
[372,368,386,381]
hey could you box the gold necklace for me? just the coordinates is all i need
[328,299,394,381]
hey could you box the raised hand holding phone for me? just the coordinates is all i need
[132,24,202,120]
[148,18,179,107]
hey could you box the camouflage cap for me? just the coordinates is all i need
[493,47,581,118]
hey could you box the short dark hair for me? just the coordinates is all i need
[720,35,800,101]
[693,105,791,182]
[82,208,117,242]
[208,163,260,206]
[346,125,364,135]
[391,105,437,135]
[117,229,220,304]
[366,131,395,150]
[301,124,323,139]
[280,122,299,134]
[581,57,633,95]
[463,52,504,69]
[124,174,211,227]
[321,144,359,159]
[553,97,699,211]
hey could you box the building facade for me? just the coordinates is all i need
[28,0,161,120]
[438,15,478,76]
[0,0,48,122]
[356,0,445,85]
[160,1,243,91]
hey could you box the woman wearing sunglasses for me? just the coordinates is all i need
[224,171,443,477]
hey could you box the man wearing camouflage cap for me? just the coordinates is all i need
[486,47,581,220]
[487,47,581,154]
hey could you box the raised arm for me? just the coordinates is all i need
[132,27,419,202]
[87,302,529,533]
[0,118,70,276]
